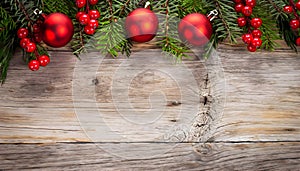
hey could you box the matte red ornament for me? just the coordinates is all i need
[178,13,213,46]
[125,8,158,43]
[296,37,300,46]
[41,13,74,48]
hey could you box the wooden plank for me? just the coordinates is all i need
[0,45,299,143]
[213,46,300,142]
[0,142,299,170]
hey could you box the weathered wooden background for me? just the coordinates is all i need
[0,43,299,170]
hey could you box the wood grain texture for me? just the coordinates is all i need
[0,44,299,170]
[0,142,299,170]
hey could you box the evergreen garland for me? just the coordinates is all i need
[0,0,300,84]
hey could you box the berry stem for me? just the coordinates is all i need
[34,49,39,59]
[86,0,90,13]
[290,0,300,20]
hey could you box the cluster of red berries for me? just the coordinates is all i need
[234,0,263,52]
[75,0,100,35]
[17,26,50,71]
[283,1,300,46]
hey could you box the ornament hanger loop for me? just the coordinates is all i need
[34,8,42,15]
[144,1,151,8]
[207,9,218,21]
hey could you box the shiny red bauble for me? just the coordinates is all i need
[237,17,247,27]
[289,19,300,30]
[296,37,300,46]
[41,13,74,48]
[17,28,29,38]
[125,8,158,43]
[28,60,40,71]
[283,5,293,13]
[178,13,213,46]
[250,18,262,29]
[38,55,50,67]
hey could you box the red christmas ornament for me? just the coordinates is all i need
[41,13,74,48]
[125,8,158,43]
[178,13,213,46]
[296,37,300,46]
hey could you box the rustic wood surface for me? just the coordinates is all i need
[0,43,299,170]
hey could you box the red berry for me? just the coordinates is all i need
[20,38,31,48]
[79,14,90,25]
[84,26,95,35]
[245,0,256,8]
[234,0,242,3]
[242,33,253,44]
[237,17,247,27]
[25,42,36,53]
[247,44,257,52]
[296,37,300,46]
[242,6,253,17]
[252,29,262,38]
[88,0,98,5]
[289,19,300,30]
[17,28,29,38]
[235,3,244,13]
[250,18,262,29]
[283,5,293,13]
[28,60,40,71]
[76,0,86,8]
[89,10,100,19]
[88,19,99,28]
[251,37,262,47]
[38,55,50,67]
[32,23,40,33]
[76,11,85,21]
[296,1,300,11]
[33,33,42,43]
